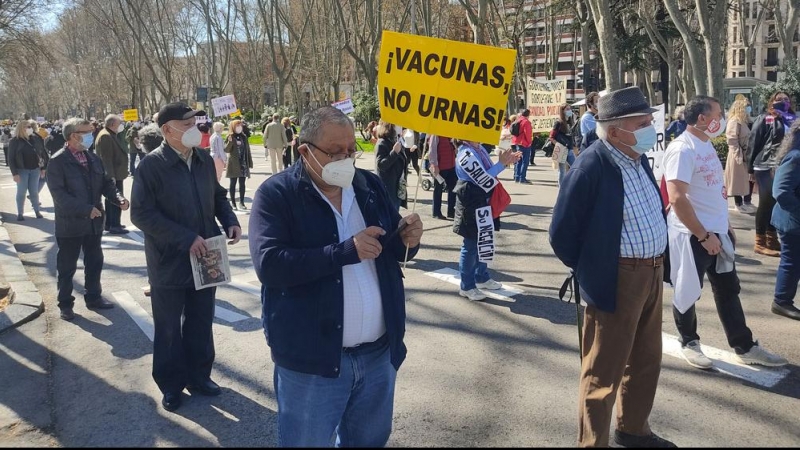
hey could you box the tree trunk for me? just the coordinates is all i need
[586,0,621,90]
[773,0,800,65]
[664,0,708,96]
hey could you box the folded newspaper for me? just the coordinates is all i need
[190,235,232,290]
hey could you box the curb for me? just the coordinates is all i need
[0,224,44,334]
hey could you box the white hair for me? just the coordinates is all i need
[212,122,224,133]
[595,119,624,141]
[105,114,122,128]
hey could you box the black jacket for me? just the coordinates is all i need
[8,136,48,175]
[748,113,786,173]
[452,179,500,240]
[47,146,123,238]
[131,143,239,289]
[375,137,407,208]
[45,133,66,155]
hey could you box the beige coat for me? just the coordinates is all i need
[724,118,751,196]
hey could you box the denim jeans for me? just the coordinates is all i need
[754,170,776,235]
[274,340,396,447]
[15,168,41,215]
[514,146,531,182]
[460,237,491,290]
[557,149,576,186]
[672,232,755,354]
[775,232,800,307]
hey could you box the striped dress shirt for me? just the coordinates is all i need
[603,141,668,258]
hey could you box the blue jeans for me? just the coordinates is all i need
[514,146,531,181]
[460,237,490,290]
[274,340,397,447]
[15,168,41,215]
[558,149,576,186]
[775,232,800,307]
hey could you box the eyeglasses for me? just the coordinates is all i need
[303,141,363,162]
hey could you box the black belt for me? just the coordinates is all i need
[619,254,664,267]
[343,334,388,354]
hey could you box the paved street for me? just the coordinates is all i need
[0,147,798,447]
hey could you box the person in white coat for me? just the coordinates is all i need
[210,122,226,181]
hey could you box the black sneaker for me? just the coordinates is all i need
[239,203,248,210]
[59,307,75,321]
[613,430,676,448]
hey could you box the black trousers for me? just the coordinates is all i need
[56,234,104,308]
[151,286,216,394]
[673,233,755,354]
[229,177,246,204]
[283,146,293,167]
[754,170,776,235]
[104,180,123,229]
[404,147,420,175]
[432,167,457,218]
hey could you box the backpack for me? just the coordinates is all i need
[510,120,521,137]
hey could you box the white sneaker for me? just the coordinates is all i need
[744,203,758,214]
[459,288,487,301]
[476,279,502,290]
[681,340,713,369]
[736,341,788,367]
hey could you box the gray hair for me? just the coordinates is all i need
[212,121,224,133]
[595,119,624,141]
[298,107,354,144]
[62,117,91,141]
[138,123,163,152]
[104,114,122,128]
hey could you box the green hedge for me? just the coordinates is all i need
[243,134,375,152]
[711,136,728,167]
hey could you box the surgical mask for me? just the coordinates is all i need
[697,117,726,139]
[617,125,657,155]
[304,149,356,188]
[746,105,753,115]
[117,124,125,133]
[169,124,202,148]
[81,132,95,149]
[235,126,242,134]
[25,128,33,137]
[565,110,573,118]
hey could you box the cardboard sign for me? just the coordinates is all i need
[211,95,238,117]
[378,31,517,144]
[332,98,355,114]
[36,116,46,123]
[526,78,567,133]
[644,104,667,181]
[476,206,495,262]
[122,109,139,122]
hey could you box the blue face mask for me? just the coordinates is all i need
[746,105,753,115]
[565,110,573,118]
[617,125,657,155]
[81,132,94,149]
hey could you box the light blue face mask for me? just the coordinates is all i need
[81,132,95,149]
[616,125,657,155]
[565,110,574,118]
[746,105,753,115]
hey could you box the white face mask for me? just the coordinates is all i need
[305,148,356,188]
[235,127,242,134]
[117,124,125,133]
[169,124,202,148]
[25,128,33,137]
[694,117,726,139]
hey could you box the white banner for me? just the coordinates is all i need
[476,206,495,263]
[457,149,499,193]
[644,104,667,181]
[332,98,355,114]
[526,77,567,133]
[211,95,238,117]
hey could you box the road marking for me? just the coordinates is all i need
[423,268,525,300]
[112,291,155,342]
[122,226,145,245]
[0,183,15,189]
[101,237,120,249]
[214,305,249,323]
[662,333,790,388]
[228,272,261,297]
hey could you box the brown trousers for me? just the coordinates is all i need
[577,260,664,447]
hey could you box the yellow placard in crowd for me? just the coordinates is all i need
[378,31,517,144]
[230,109,242,118]
[123,109,139,122]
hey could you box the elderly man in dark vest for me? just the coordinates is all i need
[550,87,676,448]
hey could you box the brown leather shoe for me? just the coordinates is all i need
[766,231,781,251]
[754,234,780,257]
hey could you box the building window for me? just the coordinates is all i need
[767,71,778,82]
[732,72,737,78]
[767,47,779,66]
[733,49,737,64]
[733,27,738,43]
[751,48,757,65]
[766,7,775,20]
[739,71,746,77]
[744,2,750,20]
[767,24,779,43]
[752,1,758,19]
[739,49,745,65]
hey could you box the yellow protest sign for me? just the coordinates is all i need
[230,109,242,118]
[123,109,139,122]
[378,31,516,144]
[526,78,567,133]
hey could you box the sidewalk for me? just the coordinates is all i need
[0,223,44,334]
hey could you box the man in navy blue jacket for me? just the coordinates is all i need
[248,106,423,447]
[550,87,675,448]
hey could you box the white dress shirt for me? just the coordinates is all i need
[312,183,386,347]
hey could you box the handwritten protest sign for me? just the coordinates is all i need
[378,31,516,144]
[123,109,139,122]
[332,98,355,114]
[211,95,238,117]
[526,78,567,133]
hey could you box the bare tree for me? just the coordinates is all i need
[734,0,767,77]
[585,0,621,90]
[770,0,800,65]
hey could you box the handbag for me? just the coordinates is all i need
[397,177,407,200]
[489,181,511,218]
[541,139,555,157]
[552,142,569,164]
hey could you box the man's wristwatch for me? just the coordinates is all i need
[698,232,712,243]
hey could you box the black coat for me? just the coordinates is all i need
[375,137,407,208]
[131,143,239,289]
[8,136,48,174]
[452,179,499,240]
[46,147,122,238]
[748,113,786,173]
